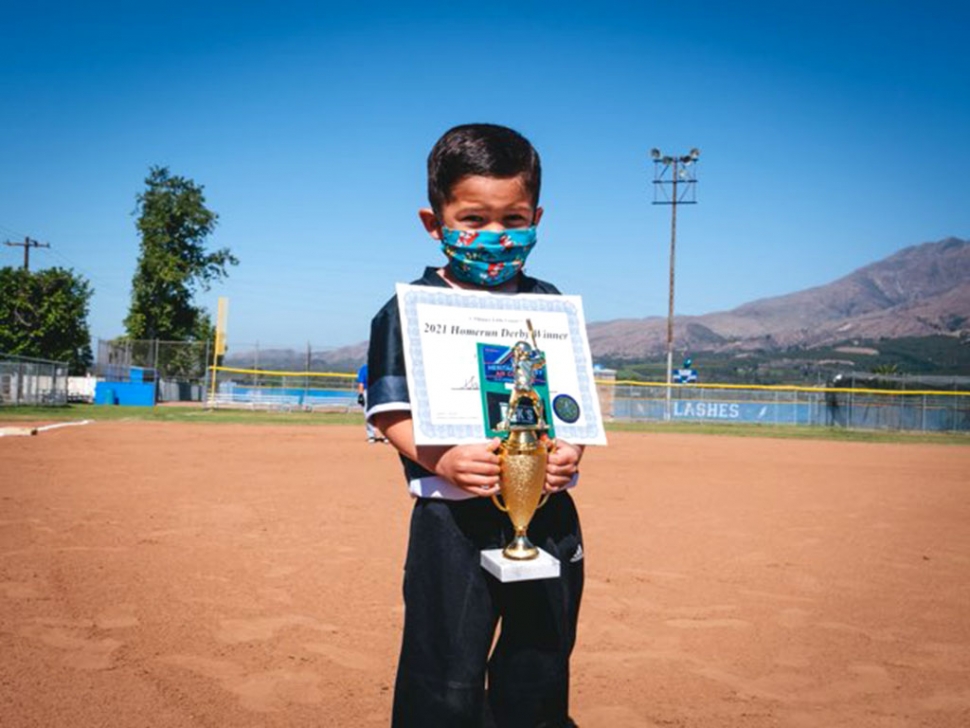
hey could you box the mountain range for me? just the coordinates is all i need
[586,236,970,360]
[229,237,969,370]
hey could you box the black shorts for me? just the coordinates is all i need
[392,492,584,728]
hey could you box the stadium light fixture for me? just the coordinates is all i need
[651,147,700,421]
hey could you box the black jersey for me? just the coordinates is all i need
[366,266,561,499]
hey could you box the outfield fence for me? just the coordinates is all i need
[611,381,970,433]
[206,366,358,411]
[0,353,69,406]
[203,363,970,433]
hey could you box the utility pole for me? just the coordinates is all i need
[651,148,700,421]
[3,237,50,271]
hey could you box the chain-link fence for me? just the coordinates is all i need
[96,339,211,402]
[0,353,69,406]
[609,382,970,433]
[207,366,358,411]
[221,342,362,374]
[96,339,211,380]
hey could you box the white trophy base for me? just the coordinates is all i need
[481,548,561,582]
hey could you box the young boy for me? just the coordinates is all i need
[367,123,584,728]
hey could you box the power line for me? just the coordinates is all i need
[3,236,50,271]
[0,222,29,238]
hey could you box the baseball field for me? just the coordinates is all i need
[1,414,969,727]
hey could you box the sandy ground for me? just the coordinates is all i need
[1,420,968,727]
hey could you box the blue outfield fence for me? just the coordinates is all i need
[207,366,359,410]
[608,382,970,433]
[200,363,970,433]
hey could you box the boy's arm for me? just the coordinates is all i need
[373,411,502,497]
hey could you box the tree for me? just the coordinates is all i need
[0,266,93,374]
[124,166,237,343]
[871,363,901,375]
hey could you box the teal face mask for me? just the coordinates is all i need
[440,226,537,286]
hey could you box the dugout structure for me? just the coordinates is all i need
[207,366,358,411]
[0,353,69,406]
[94,365,158,407]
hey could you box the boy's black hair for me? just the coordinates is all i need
[427,123,542,216]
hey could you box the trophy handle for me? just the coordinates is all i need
[532,436,557,510]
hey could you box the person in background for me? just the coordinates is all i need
[356,363,384,442]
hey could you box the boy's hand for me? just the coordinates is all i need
[545,439,583,493]
[433,438,502,497]
[376,412,502,498]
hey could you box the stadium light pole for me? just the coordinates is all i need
[651,148,700,421]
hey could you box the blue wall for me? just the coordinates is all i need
[94,381,156,406]
[612,389,970,432]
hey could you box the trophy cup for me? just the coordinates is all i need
[492,425,550,560]
[483,320,560,578]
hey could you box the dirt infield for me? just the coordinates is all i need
[2,421,968,727]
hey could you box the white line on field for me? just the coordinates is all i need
[35,419,94,433]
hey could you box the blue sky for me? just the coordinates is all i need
[2,1,968,351]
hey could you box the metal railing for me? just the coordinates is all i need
[0,353,69,406]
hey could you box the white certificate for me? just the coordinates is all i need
[396,283,607,446]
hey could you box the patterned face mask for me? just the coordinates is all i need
[440,226,537,287]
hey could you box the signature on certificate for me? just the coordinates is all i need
[453,374,480,391]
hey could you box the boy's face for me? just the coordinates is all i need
[419,174,543,239]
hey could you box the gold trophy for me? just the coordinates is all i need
[491,321,552,561]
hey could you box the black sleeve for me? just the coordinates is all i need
[366,296,411,416]
[366,294,437,482]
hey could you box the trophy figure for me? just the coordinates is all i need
[491,321,552,561]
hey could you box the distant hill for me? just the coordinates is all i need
[225,342,366,373]
[228,237,970,371]
[587,237,970,360]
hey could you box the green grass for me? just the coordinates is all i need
[2,403,968,445]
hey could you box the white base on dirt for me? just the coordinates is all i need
[481,548,561,582]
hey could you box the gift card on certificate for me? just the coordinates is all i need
[395,284,607,446]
